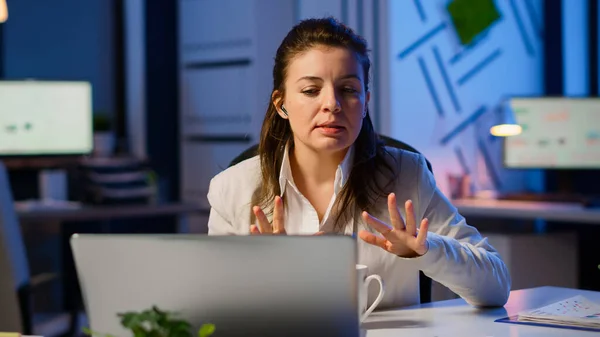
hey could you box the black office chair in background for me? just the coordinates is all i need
[0,162,83,336]
[228,134,434,304]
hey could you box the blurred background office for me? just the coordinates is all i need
[1,0,600,335]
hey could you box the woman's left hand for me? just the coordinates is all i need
[359,193,429,258]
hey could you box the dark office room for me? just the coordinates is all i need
[1,0,600,336]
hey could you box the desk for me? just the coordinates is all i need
[16,202,209,232]
[452,198,600,224]
[452,199,600,291]
[16,202,209,313]
[365,286,600,336]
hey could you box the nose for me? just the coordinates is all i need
[322,87,341,113]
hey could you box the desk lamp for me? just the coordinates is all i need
[490,99,522,137]
[0,0,7,23]
[472,99,522,200]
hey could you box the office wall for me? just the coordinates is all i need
[2,0,115,115]
[563,0,589,97]
[383,0,544,195]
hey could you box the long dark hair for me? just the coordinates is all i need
[257,17,396,232]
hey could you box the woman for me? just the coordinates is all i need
[207,17,510,309]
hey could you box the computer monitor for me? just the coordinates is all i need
[503,97,600,169]
[0,80,93,158]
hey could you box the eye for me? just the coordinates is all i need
[342,87,358,94]
[302,88,319,96]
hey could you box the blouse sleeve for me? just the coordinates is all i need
[206,176,237,235]
[409,153,511,307]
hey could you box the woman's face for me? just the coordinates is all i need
[274,46,369,156]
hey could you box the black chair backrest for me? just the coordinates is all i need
[227,134,434,303]
[229,134,433,173]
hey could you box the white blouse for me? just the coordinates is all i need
[206,146,511,309]
[273,144,356,235]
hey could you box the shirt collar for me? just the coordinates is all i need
[278,143,355,195]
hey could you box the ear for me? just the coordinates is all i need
[272,90,288,119]
[363,90,371,117]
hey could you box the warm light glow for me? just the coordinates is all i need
[0,0,7,23]
[490,124,522,137]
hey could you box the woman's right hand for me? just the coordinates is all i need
[251,196,286,234]
[250,196,324,235]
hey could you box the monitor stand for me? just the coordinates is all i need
[14,169,82,211]
[549,170,600,208]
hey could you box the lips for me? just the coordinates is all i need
[316,123,344,129]
[316,123,345,135]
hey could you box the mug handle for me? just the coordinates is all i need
[361,274,384,322]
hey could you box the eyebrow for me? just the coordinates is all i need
[295,74,361,83]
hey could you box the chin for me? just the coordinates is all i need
[313,137,353,153]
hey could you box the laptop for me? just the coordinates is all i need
[70,234,360,337]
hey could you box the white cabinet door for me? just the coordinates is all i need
[180,141,254,208]
[180,65,255,136]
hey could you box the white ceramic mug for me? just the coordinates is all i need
[356,264,384,322]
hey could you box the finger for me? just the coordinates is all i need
[361,211,394,239]
[416,218,429,246]
[250,224,261,235]
[404,199,416,236]
[358,230,388,250]
[388,193,405,231]
[273,196,285,234]
[253,206,272,233]
[313,231,325,236]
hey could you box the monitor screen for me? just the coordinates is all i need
[504,97,600,169]
[0,80,93,157]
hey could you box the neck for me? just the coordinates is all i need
[290,142,348,186]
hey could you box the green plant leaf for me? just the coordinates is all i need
[119,312,143,328]
[198,324,216,337]
[112,306,202,337]
[82,327,117,337]
[168,320,191,332]
[146,329,163,337]
[132,326,149,337]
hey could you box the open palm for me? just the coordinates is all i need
[251,196,286,234]
[250,196,324,235]
[359,193,429,258]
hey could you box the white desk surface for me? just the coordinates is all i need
[365,286,600,336]
[452,198,600,224]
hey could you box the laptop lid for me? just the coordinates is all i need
[70,234,359,337]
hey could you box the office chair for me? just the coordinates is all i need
[228,134,434,303]
[0,161,83,336]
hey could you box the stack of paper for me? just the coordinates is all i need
[517,295,600,329]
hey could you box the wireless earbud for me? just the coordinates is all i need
[281,105,288,116]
